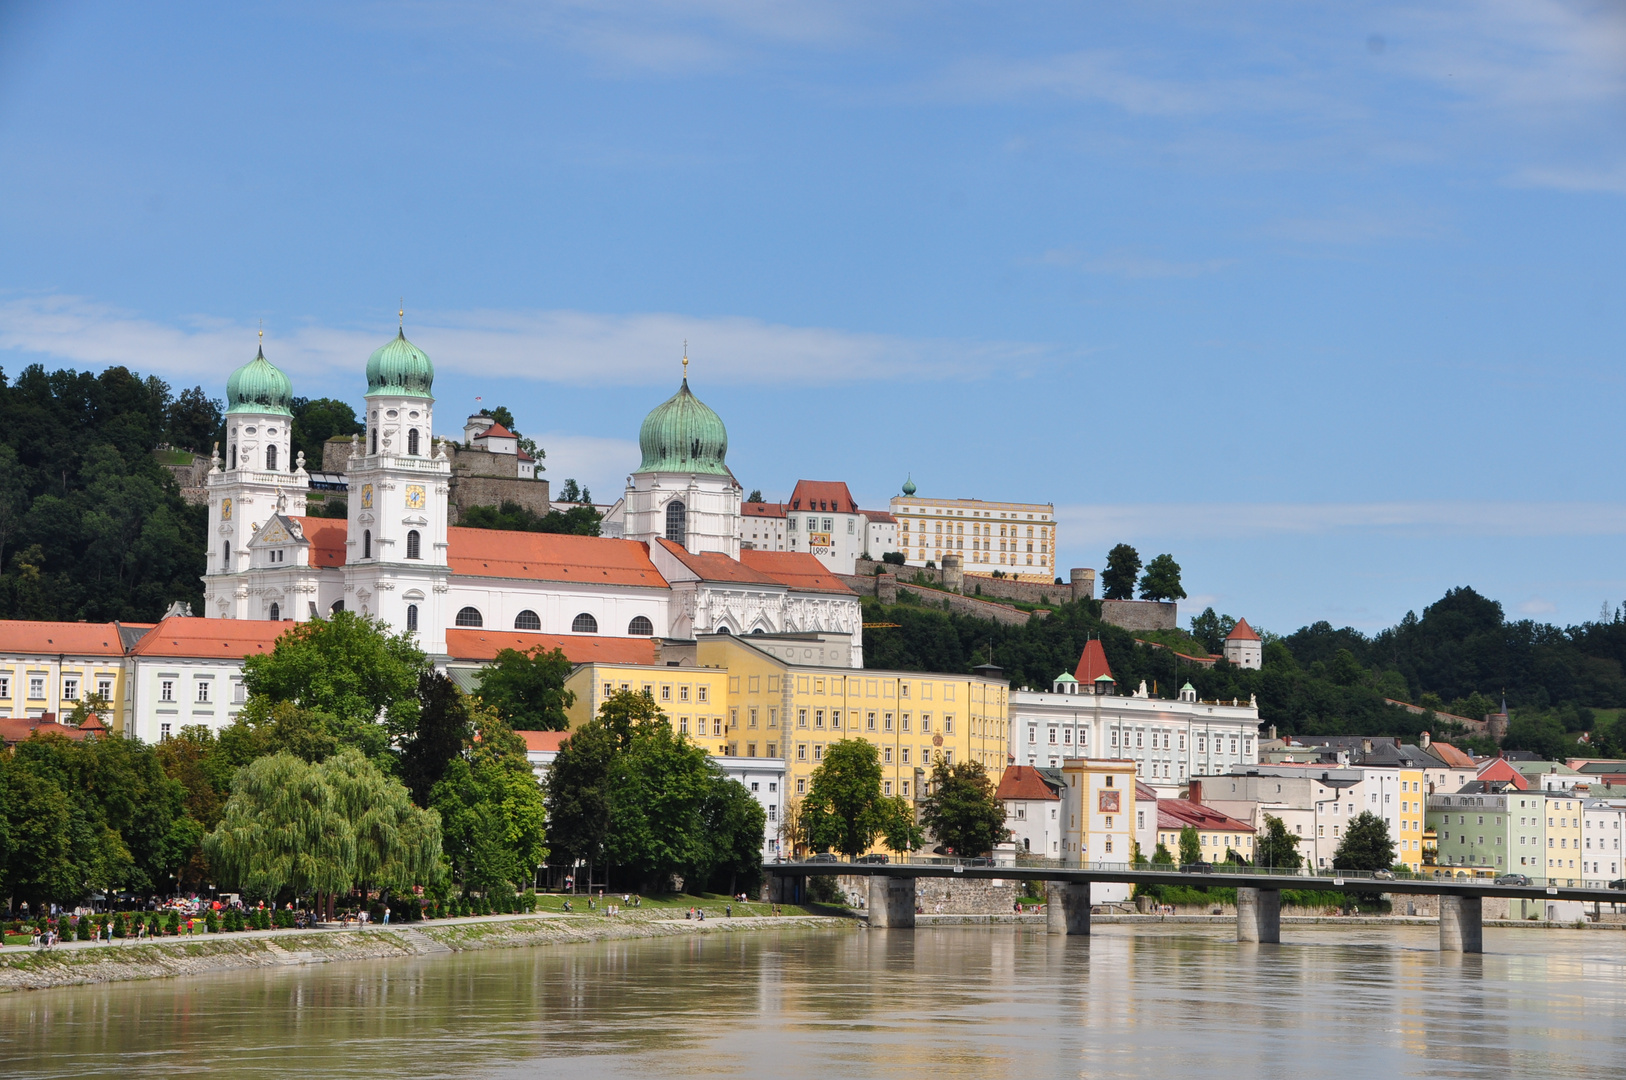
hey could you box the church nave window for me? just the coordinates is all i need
[514,609,541,631]
[407,604,419,632]
[665,500,686,545]
[455,606,483,628]
[268,602,280,622]
[572,612,599,634]
[266,445,278,471]
[406,529,421,559]
[628,616,654,636]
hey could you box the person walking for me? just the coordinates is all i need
[383,906,390,925]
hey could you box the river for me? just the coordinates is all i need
[2,923,1624,1078]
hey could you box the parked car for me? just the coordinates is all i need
[1180,862,1214,874]
[810,852,840,864]
[1609,878,1626,891]
[1494,874,1531,886]
[856,854,889,864]
[1373,870,1395,880]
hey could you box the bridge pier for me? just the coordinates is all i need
[1237,888,1280,943]
[1439,895,1483,953]
[868,875,916,928]
[1046,881,1091,935]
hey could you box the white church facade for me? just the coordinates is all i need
[202,330,863,666]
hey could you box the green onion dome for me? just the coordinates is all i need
[225,346,294,416]
[637,378,729,475]
[365,329,434,398]
[902,475,917,496]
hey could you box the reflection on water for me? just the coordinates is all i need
[3,925,1626,1079]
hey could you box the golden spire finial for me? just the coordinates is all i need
[399,298,404,330]
[682,340,689,379]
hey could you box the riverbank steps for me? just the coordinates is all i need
[0,911,849,993]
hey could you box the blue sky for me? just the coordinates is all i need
[2,1,1623,636]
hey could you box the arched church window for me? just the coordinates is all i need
[514,610,541,631]
[455,606,483,627]
[266,445,278,471]
[222,541,230,570]
[370,428,378,455]
[716,625,732,635]
[407,604,419,632]
[665,500,686,545]
[408,428,419,456]
[230,444,237,470]
[363,530,372,559]
[572,612,598,634]
[330,599,344,614]
[406,530,421,559]
[750,628,765,635]
[627,616,653,636]
[269,602,280,622]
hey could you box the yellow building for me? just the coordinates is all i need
[1545,793,1584,885]
[1059,758,1137,863]
[1156,796,1257,863]
[888,493,1056,582]
[1394,767,1427,871]
[0,621,144,731]
[564,660,734,750]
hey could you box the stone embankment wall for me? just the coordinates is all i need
[831,874,1021,915]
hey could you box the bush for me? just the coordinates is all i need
[881,552,905,566]
[276,909,295,929]
[113,915,127,938]
[76,917,91,941]
[165,911,181,935]
[205,911,219,933]
[805,875,843,905]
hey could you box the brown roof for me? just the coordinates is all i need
[1226,618,1260,641]
[861,510,897,524]
[130,617,292,659]
[0,621,132,656]
[655,538,784,587]
[743,502,787,518]
[994,765,1061,801]
[448,528,668,588]
[290,516,348,568]
[739,550,855,594]
[1427,741,1478,769]
[1136,780,1160,802]
[446,629,658,665]
[788,480,859,514]
[77,712,107,732]
[0,717,93,746]
[517,730,570,754]
[1158,798,1254,833]
[1074,639,1113,684]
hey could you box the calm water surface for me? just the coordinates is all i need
[3,924,1625,1079]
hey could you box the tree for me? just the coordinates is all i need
[557,479,592,504]
[1101,544,1142,601]
[164,386,223,453]
[596,687,663,747]
[0,444,28,571]
[604,713,715,890]
[544,720,619,874]
[289,397,362,469]
[800,740,894,858]
[324,750,444,898]
[877,795,925,855]
[696,772,768,895]
[203,753,357,901]
[1138,553,1186,602]
[1178,825,1202,866]
[241,611,428,761]
[1153,842,1174,866]
[474,645,575,730]
[460,499,601,536]
[1254,813,1303,871]
[1189,607,1238,654]
[918,756,1006,857]
[881,551,906,566]
[1332,811,1395,872]
[745,489,764,504]
[398,672,477,807]
[432,714,548,894]
[218,700,343,765]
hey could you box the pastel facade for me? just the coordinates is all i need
[735,481,901,575]
[1156,796,1257,864]
[890,492,1055,582]
[1427,788,1545,875]
[0,621,145,725]
[1581,800,1626,882]
[996,765,1064,857]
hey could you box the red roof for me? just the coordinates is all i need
[1427,741,1478,769]
[0,621,132,656]
[656,538,784,586]
[477,422,516,439]
[77,712,108,732]
[739,550,855,594]
[446,629,657,665]
[0,717,94,746]
[517,449,534,461]
[1226,618,1260,641]
[1476,758,1529,790]
[448,528,668,588]
[517,730,570,754]
[291,516,348,568]
[862,510,897,524]
[1075,639,1113,685]
[1136,780,1160,802]
[743,502,787,518]
[788,480,859,514]
[130,616,292,659]
[1158,798,1254,833]
[994,765,1061,801]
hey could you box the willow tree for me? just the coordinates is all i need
[325,750,445,899]
[204,752,354,903]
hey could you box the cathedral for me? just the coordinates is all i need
[204,328,864,666]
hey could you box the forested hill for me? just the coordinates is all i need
[862,586,1626,753]
[0,364,214,621]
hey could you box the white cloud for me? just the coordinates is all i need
[531,432,641,502]
[1056,501,1626,547]
[0,294,1054,389]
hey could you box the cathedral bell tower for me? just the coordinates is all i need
[204,334,308,618]
[343,317,451,655]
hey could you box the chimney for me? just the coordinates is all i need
[1268,724,1277,741]
[1188,780,1203,805]
[1420,730,1431,749]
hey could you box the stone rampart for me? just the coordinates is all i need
[851,558,1096,605]
[1100,599,1178,632]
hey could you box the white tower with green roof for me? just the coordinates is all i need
[622,365,741,558]
[342,323,452,655]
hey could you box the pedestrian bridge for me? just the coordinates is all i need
[768,858,1626,953]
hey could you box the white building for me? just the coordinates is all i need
[1222,618,1263,669]
[996,764,1064,858]
[1582,799,1626,883]
[736,480,901,575]
[890,483,1056,582]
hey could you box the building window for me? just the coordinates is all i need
[665,500,687,545]
[514,610,542,631]
[573,613,598,633]
[233,681,246,703]
[0,677,9,699]
[408,428,420,455]
[363,530,372,559]
[160,680,174,702]
[266,444,278,471]
[628,616,654,636]
[455,606,483,628]
[160,723,171,741]
[269,602,280,622]
[406,604,419,632]
[406,530,421,559]
[222,540,231,571]
[370,427,378,454]
[331,599,344,614]
[196,681,211,703]
[62,678,78,701]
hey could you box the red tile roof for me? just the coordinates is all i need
[77,712,107,732]
[994,765,1061,801]
[0,717,94,746]
[1427,741,1478,769]
[743,502,787,518]
[655,538,784,586]
[739,550,855,594]
[517,729,570,754]
[1226,618,1260,641]
[788,480,859,514]
[0,621,133,656]
[477,422,516,439]
[1136,780,1160,802]
[1157,798,1254,833]
[130,617,292,659]
[1074,639,1113,685]
[861,510,897,524]
[445,629,658,665]
[1476,757,1529,790]
[448,528,668,588]
[291,516,348,568]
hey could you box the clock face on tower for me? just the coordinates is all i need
[405,484,426,510]
[360,484,374,509]
[221,498,232,521]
